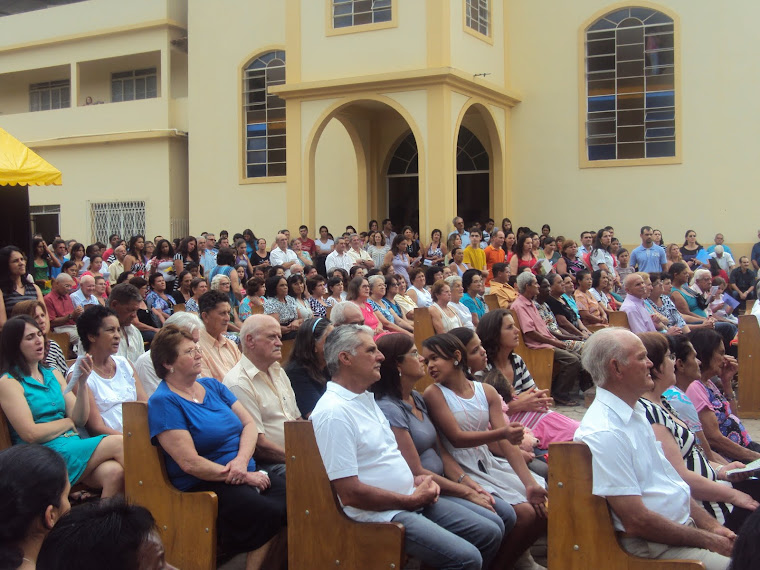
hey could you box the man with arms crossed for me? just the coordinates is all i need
[575,328,734,569]
[311,325,501,570]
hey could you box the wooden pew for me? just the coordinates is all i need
[49,331,72,359]
[738,314,760,418]
[123,402,218,570]
[173,303,186,313]
[608,310,631,330]
[484,293,500,312]
[285,421,405,569]
[0,407,12,451]
[548,441,705,569]
[279,338,295,365]
[746,299,756,314]
[413,307,436,393]
[509,310,554,393]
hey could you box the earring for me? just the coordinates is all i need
[170,367,175,374]
[454,360,459,366]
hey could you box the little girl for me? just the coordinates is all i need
[615,248,634,295]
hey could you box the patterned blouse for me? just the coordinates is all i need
[146,291,176,316]
[308,296,329,318]
[263,296,299,325]
[369,298,395,323]
[653,294,687,328]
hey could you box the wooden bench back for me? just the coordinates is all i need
[173,303,185,313]
[123,402,218,570]
[548,441,705,569]
[484,293,500,312]
[279,338,295,365]
[509,309,554,393]
[738,314,760,419]
[0,406,12,451]
[413,307,436,392]
[284,421,405,569]
[608,310,631,330]
[48,332,71,359]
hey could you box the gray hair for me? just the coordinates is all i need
[580,327,636,387]
[210,274,230,290]
[329,301,363,326]
[516,271,536,294]
[239,313,278,344]
[164,311,204,334]
[55,273,73,284]
[445,275,462,288]
[690,268,712,287]
[368,274,385,291]
[324,324,373,376]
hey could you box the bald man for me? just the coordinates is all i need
[70,274,99,308]
[223,314,302,476]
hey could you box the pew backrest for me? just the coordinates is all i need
[509,309,554,393]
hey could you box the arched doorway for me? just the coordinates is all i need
[386,132,419,231]
[456,126,489,227]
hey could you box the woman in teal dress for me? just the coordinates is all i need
[0,315,125,497]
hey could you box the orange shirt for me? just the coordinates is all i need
[484,245,506,285]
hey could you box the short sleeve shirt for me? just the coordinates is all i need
[630,244,667,273]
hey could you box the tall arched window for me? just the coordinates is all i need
[585,7,675,161]
[243,51,286,178]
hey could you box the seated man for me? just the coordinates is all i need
[708,246,735,275]
[512,272,585,406]
[198,290,241,379]
[70,274,100,308]
[223,314,301,476]
[44,273,83,346]
[575,328,735,570]
[347,233,374,270]
[487,262,517,308]
[311,325,500,570]
[269,232,302,277]
[619,273,659,333]
[729,256,757,304]
[108,283,146,364]
[325,237,353,275]
[329,301,365,327]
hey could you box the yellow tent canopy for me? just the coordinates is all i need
[0,127,62,186]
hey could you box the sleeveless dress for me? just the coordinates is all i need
[409,285,432,308]
[86,355,137,433]
[2,282,39,315]
[392,253,411,285]
[9,365,106,483]
[435,381,545,504]
[430,302,462,332]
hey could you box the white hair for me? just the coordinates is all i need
[164,311,204,334]
[516,271,536,294]
[580,327,636,387]
[329,301,363,326]
[324,324,373,376]
[210,274,230,290]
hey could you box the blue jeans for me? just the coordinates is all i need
[392,496,504,570]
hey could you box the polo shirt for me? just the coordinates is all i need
[574,387,691,532]
[199,329,241,380]
[311,381,415,523]
[511,294,554,349]
[269,248,300,277]
[70,289,99,308]
[484,245,505,284]
[630,244,667,273]
[325,251,353,274]
[223,355,300,448]
[488,280,518,308]
[706,244,733,256]
[619,295,657,333]
[463,246,486,272]
[44,291,75,325]
[347,247,372,266]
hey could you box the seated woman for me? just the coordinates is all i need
[544,274,590,339]
[573,269,608,327]
[649,272,689,334]
[345,277,385,338]
[129,277,161,343]
[146,273,176,323]
[326,275,345,306]
[449,247,469,277]
[283,317,333,418]
[185,277,209,314]
[372,333,515,568]
[0,445,70,570]
[406,267,433,308]
[460,269,487,327]
[429,280,463,334]
[239,276,265,321]
[263,275,302,340]
[305,275,330,318]
[11,300,67,374]
[476,310,580,446]
[637,332,760,533]
[71,305,147,435]
[421,333,548,569]
[171,270,193,305]
[0,246,45,330]
[533,278,585,353]
[0,316,125,497]
[287,273,313,321]
[684,329,760,464]
[148,325,286,568]
[445,275,475,331]
[368,275,414,336]
[554,240,586,277]
[509,234,538,277]
[392,275,418,321]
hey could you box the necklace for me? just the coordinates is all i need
[171,383,199,403]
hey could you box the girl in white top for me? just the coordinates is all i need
[590,229,619,286]
[429,280,463,334]
[70,307,147,435]
[406,268,433,308]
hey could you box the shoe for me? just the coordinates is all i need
[513,551,546,570]
[553,397,578,407]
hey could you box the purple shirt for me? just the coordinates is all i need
[620,295,657,333]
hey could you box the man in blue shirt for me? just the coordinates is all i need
[706,233,734,256]
[630,226,667,273]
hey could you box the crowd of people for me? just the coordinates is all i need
[1,219,760,569]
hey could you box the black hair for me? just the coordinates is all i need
[0,445,68,569]
[147,272,165,288]
[371,333,416,400]
[215,247,236,267]
[327,276,344,295]
[727,508,760,569]
[462,268,481,292]
[306,275,326,294]
[284,317,333,385]
[178,236,200,263]
[108,283,143,305]
[265,275,287,298]
[421,333,468,372]
[287,273,306,299]
[37,497,157,570]
[76,305,119,351]
[0,246,29,295]
[424,266,443,286]
[591,269,607,289]
[267,265,284,278]
[198,290,230,315]
[126,235,145,260]
[476,309,511,366]
[688,328,723,374]
[245,276,265,297]
[0,315,43,377]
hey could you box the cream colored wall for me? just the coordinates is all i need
[450,0,506,87]
[78,51,162,106]
[298,0,427,82]
[26,139,175,241]
[314,119,359,233]
[506,0,759,253]
[186,0,288,238]
[0,65,70,115]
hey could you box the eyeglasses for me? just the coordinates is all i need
[404,349,419,359]
[183,345,202,356]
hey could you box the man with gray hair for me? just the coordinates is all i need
[575,328,734,569]
[70,274,99,308]
[311,325,500,570]
[223,314,301,476]
[329,301,365,326]
[511,271,584,406]
[44,273,83,346]
[347,233,374,269]
[135,311,204,396]
[269,233,302,277]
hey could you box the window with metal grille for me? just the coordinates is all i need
[112,68,158,103]
[465,0,489,37]
[585,7,675,161]
[29,80,70,112]
[243,51,286,178]
[90,201,146,244]
[332,0,391,28]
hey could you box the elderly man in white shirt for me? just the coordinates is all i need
[70,274,100,308]
[575,328,734,570]
[223,314,301,477]
[269,232,302,277]
[347,233,374,270]
[708,245,735,274]
[325,237,353,275]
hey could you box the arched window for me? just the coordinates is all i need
[585,7,675,161]
[456,126,489,172]
[243,51,286,178]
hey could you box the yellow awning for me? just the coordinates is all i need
[0,127,62,186]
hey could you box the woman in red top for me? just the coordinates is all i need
[509,234,538,276]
